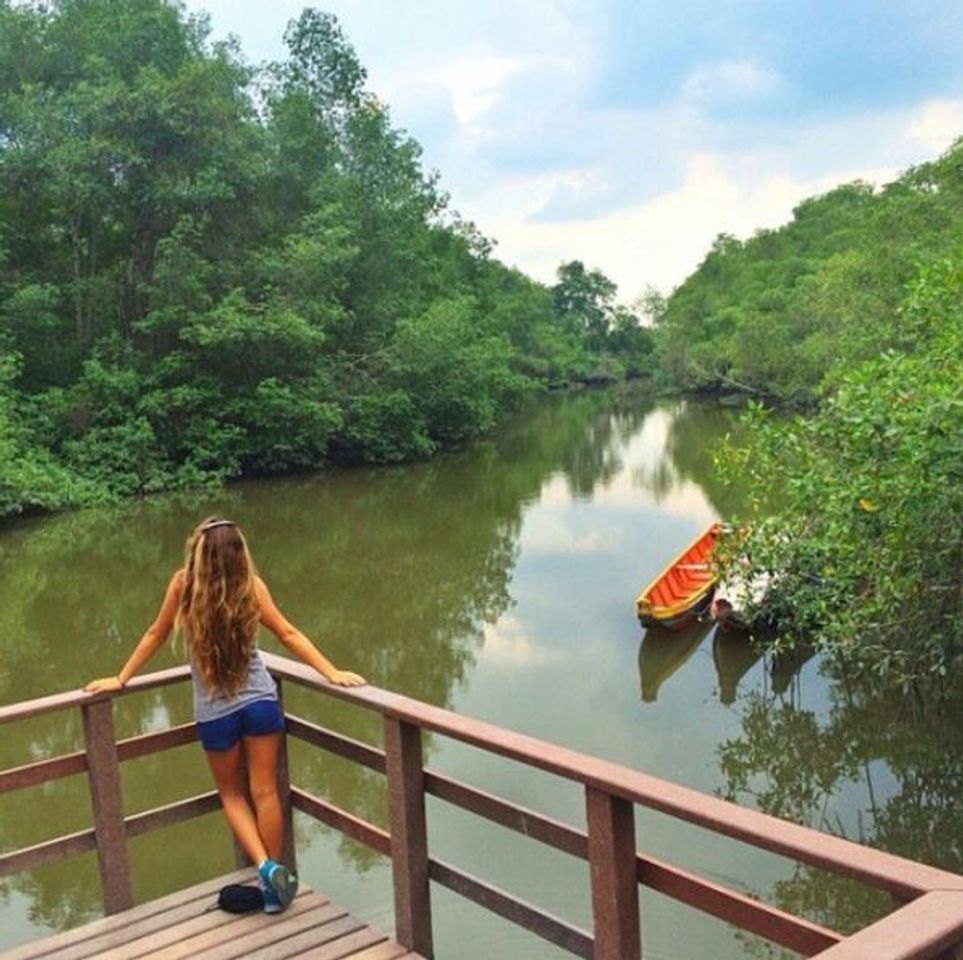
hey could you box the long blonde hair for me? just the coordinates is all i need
[177,516,260,698]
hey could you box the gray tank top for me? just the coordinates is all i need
[190,648,278,723]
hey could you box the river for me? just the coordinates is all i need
[1,391,960,958]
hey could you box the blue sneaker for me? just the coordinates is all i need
[258,859,297,913]
[259,877,284,914]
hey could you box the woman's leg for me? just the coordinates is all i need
[244,732,284,863]
[205,743,269,866]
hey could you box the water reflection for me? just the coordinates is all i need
[0,388,667,944]
[639,621,713,703]
[638,626,816,708]
[2,391,960,960]
[719,672,963,938]
[713,631,765,707]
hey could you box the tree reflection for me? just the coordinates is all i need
[625,398,746,517]
[719,671,963,940]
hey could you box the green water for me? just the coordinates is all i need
[1,391,960,958]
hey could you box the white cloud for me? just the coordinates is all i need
[907,98,963,155]
[467,153,831,298]
[463,97,959,300]
[183,2,963,304]
[681,60,783,105]
[436,54,532,133]
[523,515,615,555]
[481,616,559,666]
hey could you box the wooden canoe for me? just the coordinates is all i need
[636,523,721,628]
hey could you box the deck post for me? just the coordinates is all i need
[385,715,433,958]
[275,678,297,872]
[82,698,134,914]
[586,787,641,960]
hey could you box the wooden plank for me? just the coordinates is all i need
[223,912,367,959]
[808,891,963,960]
[429,858,593,959]
[116,723,198,762]
[186,900,351,959]
[286,715,386,774]
[427,766,840,955]
[638,854,840,956]
[290,788,391,857]
[0,750,88,794]
[264,653,963,898]
[94,889,315,960]
[286,927,387,959]
[2,796,222,885]
[586,787,640,960]
[0,828,97,878]
[23,885,260,960]
[384,717,432,958]
[342,944,411,960]
[82,699,133,913]
[0,869,256,960]
[424,769,586,857]
[124,791,221,838]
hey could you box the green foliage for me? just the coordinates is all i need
[551,260,654,379]
[0,353,94,516]
[655,152,963,401]
[389,297,532,445]
[0,1,642,519]
[718,256,963,685]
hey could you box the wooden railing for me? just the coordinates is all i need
[3,652,963,959]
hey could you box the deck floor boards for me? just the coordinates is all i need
[0,873,422,960]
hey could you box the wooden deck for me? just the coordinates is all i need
[0,869,422,960]
[5,660,963,959]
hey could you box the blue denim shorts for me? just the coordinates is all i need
[196,698,284,751]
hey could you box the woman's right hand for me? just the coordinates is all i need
[84,676,124,695]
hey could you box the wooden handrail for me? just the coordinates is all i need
[287,721,843,955]
[261,651,963,899]
[0,664,191,726]
[2,655,963,960]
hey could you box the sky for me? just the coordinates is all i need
[185,0,963,303]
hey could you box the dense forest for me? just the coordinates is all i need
[653,142,963,685]
[654,141,963,404]
[0,0,652,518]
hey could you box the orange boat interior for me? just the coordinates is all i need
[644,525,719,613]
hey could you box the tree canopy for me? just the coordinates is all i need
[654,143,963,403]
[674,142,963,685]
[0,0,651,518]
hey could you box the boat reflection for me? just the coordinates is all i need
[638,618,714,702]
[713,630,764,706]
[770,642,817,697]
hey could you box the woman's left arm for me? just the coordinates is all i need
[255,577,365,687]
[85,570,184,694]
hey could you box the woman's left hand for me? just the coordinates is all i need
[326,669,366,687]
[85,676,124,694]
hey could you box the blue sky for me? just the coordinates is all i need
[187,0,963,302]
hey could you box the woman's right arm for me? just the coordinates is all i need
[84,570,184,694]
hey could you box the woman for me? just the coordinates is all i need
[85,517,365,913]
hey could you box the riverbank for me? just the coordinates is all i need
[0,376,659,527]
